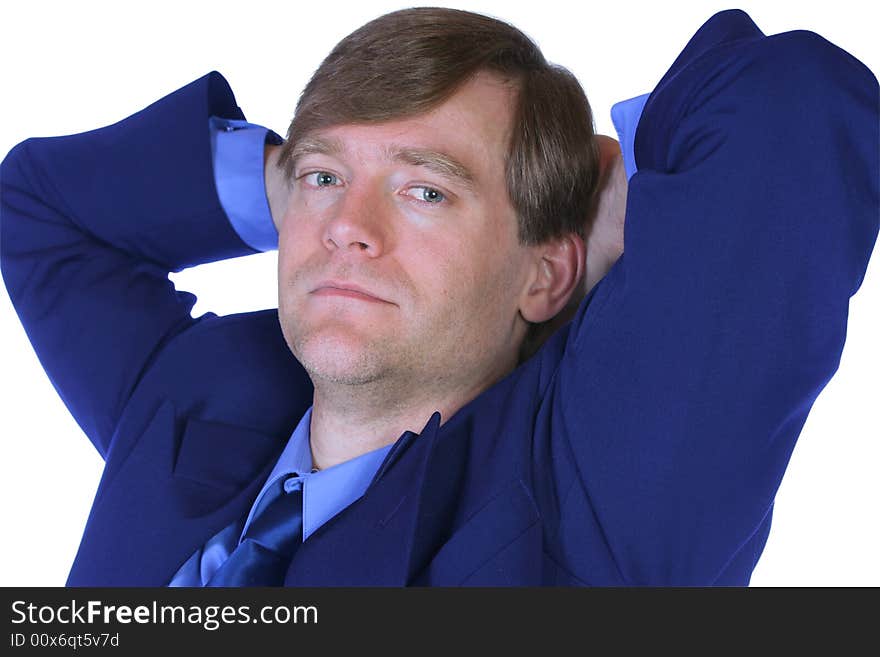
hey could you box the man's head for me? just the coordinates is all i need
[275,8,601,408]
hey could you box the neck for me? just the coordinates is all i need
[307,364,512,471]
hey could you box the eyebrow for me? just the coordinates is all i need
[288,135,344,167]
[390,147,476,191]
[288,136,476,191]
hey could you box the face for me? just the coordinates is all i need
[277,72,534,399]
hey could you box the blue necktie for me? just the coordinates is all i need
[206,476,304,587]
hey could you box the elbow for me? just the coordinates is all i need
[0,139,34,289]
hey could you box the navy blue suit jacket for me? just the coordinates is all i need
[2,10,877,585]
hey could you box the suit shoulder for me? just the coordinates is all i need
[129,309,312,425]
[157,308,299,375]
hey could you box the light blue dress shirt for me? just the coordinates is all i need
[611,93,651,181]
[207,116,281,252]
[244,408,393,542]
[169,407,392,585]
[168,91,649,585]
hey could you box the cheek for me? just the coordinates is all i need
[459,243,526,331]
[416,214,518,312]
[407,233,468,305]
[418,243,496,328]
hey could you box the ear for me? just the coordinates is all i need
[518,233,585,324]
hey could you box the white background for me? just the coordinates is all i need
[1,0,877,586]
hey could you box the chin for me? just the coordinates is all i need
[289,328,390,386]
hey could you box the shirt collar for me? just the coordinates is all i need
[244,406,394,541]
[267,406,314,482]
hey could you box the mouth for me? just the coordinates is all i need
[310,281,393,305]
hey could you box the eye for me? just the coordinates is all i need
[406,186,446,204]
[312,172,339,187]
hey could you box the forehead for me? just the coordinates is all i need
[299,72,518,178]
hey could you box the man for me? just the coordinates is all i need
[1,7,877,585]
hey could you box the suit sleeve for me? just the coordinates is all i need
[549,30,879,584]
[0,72,260,458]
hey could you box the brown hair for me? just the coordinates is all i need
[278,7,600,245]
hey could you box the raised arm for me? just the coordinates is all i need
[0,72,263,457]
[547,12,879,584]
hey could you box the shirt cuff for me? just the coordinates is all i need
[209,116,281,252]
[610,92,651,181]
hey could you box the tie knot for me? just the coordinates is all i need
[206,475,305,587]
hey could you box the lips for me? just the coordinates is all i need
[310,280,393,304]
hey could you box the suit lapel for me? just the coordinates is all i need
[67,400,285,585]
[284,410,474,586]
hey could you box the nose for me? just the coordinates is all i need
[322,182,389,257]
